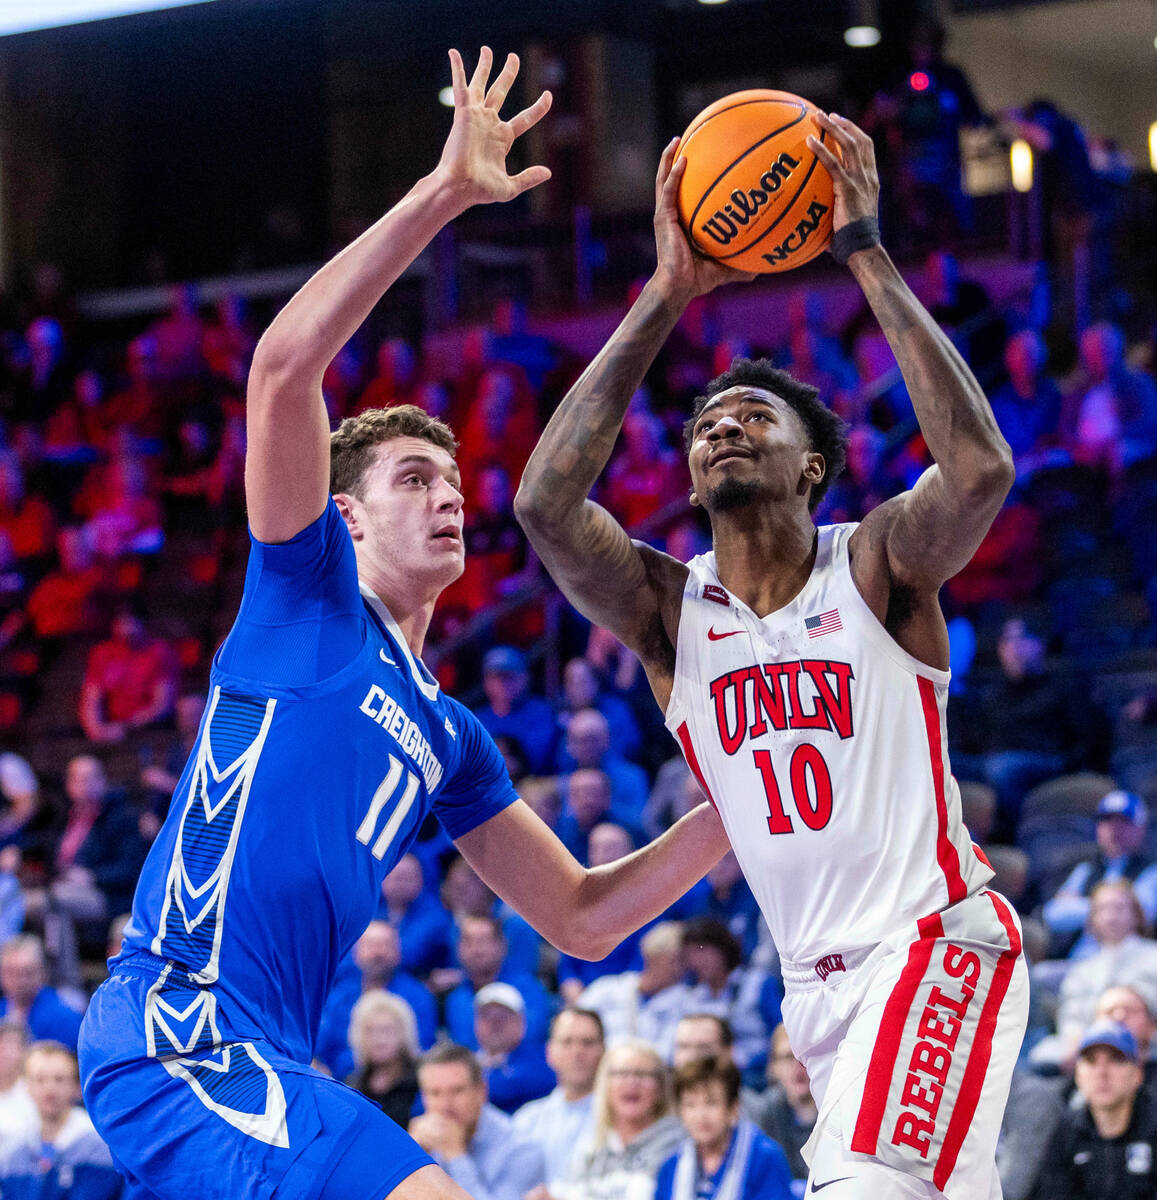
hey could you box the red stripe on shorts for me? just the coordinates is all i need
[932,892,1022,1191]
[851,912,945,1155]
[918,675,967,904]
[675,721,718,813]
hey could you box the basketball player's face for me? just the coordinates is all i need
[687,387,816,515]
[340,437,465,591]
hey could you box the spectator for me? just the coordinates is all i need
[602,408,688,531]
[79,601,178,744]
[77,452,164,560]
[554,1040,682,1200]
[0,1041,122,1199]
[0,846,25,943]
[672,1015,735,1072]
[137,692,207,837]
[557,770,643,865]
[1037,881,1157,1070]
[444,915,552,1049]
[558,658,641,764]
[48,756,149,949]
[1064,322,1157,473]
[642,758,697,840]
[997,1065,1065,1200]
[989,330,1063,468]
[656,1056,793,1200]
[1112,687,1157,796]
[579,922,688,1058]
[1093,985,1157,1098]
[557,709,649,818]
[749,1023,816,1182]
[679,918,770,1070]
[315,920,436,1078]
[379,853,454,979]
[514,1008,605,1187]
[0,1021,36,1142]
[439,856,541,981]
[1034,1020,1157,1198]
[0,453,55,567]
[0,937,82,1052]
[474,646,557,775]
[411,1042,545,1200]
[1043,790,1157,958]
[344,990,421,1129]
[820,424,905,524]
[455,367,540,508]
[701,851,762,961]
[557,824,647,1002]
[444,463,526,614]
[24,527,104,643]
[474,982,554,1115]
[358,339,421,414]
[0,754,45,854]
[951,616,1093,835]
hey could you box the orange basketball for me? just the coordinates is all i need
[676,89,836,274]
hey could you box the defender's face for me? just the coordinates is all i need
[687,387,818,514]
[340,437,465,590]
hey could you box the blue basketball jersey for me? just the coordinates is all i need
[116,498,517,1074]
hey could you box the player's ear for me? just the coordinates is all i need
[804,451,825,486]
[333,493,362,539]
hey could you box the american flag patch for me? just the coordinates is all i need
[805,609,843,638]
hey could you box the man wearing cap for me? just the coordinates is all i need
[474,645,558,774]
[1044,789,1157,959]
[411,1041,545,1200]
[1034,1020,1157,1197]
[473,982,554,1115]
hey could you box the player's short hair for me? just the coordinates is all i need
[330,404,457,499]
[673,1055,741,1106]
[683,357,848,510]
[418,1041,483,1086]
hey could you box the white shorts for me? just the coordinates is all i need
[780,889,1028,1200]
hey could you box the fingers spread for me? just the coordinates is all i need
[468,45,493,99]
[806,133,848,181]
[507,90,552,139]
[448,49,468,107]
[486,52,519,110]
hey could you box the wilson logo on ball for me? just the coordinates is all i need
[699,151,800,247]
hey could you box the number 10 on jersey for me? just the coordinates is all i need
[753,746,833,834]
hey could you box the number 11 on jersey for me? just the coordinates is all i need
[356,756,420,859]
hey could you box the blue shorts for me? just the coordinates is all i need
[79,958,433,1200]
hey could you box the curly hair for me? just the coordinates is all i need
[683,357,848,511]
[330,404,457,498]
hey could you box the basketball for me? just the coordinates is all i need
[676,89,837,274]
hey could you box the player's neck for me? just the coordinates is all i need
[359,570,438,657]
[709,507,817,618]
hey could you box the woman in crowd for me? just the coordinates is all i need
[555,1039,682,1200]
[345,991,421,1128]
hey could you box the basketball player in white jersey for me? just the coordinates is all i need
[515,115,1028,1199]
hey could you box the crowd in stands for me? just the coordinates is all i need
[0,61,1154,1197]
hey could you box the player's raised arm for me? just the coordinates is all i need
[245,47,551,543]
[807,113,1014,591]
[514,141,752,662]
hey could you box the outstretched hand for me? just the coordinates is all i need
[806,113,880,233]
[435,46,552,209]
[652,138,756,301]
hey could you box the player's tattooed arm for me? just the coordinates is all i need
[809,113,1013,593]
[246,47,550,544]
[516,139,746,659]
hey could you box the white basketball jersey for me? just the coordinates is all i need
[664,523,992,967]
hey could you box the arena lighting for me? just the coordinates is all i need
[909,71,931,92]
[438,87,455,107]
[697,0,730,6]
[0,0,219,36]
[845,26,881,47]
[844,0,880,48]
[1150,122,1157,173]
[1010,138,1034,192]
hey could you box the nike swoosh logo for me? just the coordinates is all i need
[707,627,744,641]
[810,1178,853,1193]
[379,648,397,665]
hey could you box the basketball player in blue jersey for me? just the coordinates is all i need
[78,48,730,1200]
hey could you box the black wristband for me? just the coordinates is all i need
[830,216,881,266]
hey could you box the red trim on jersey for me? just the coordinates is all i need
[973,843,992,869]
[918,675,967,904]
[851,912,945,1154]
[676,721,718,813]
[932,892,1022,1191]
